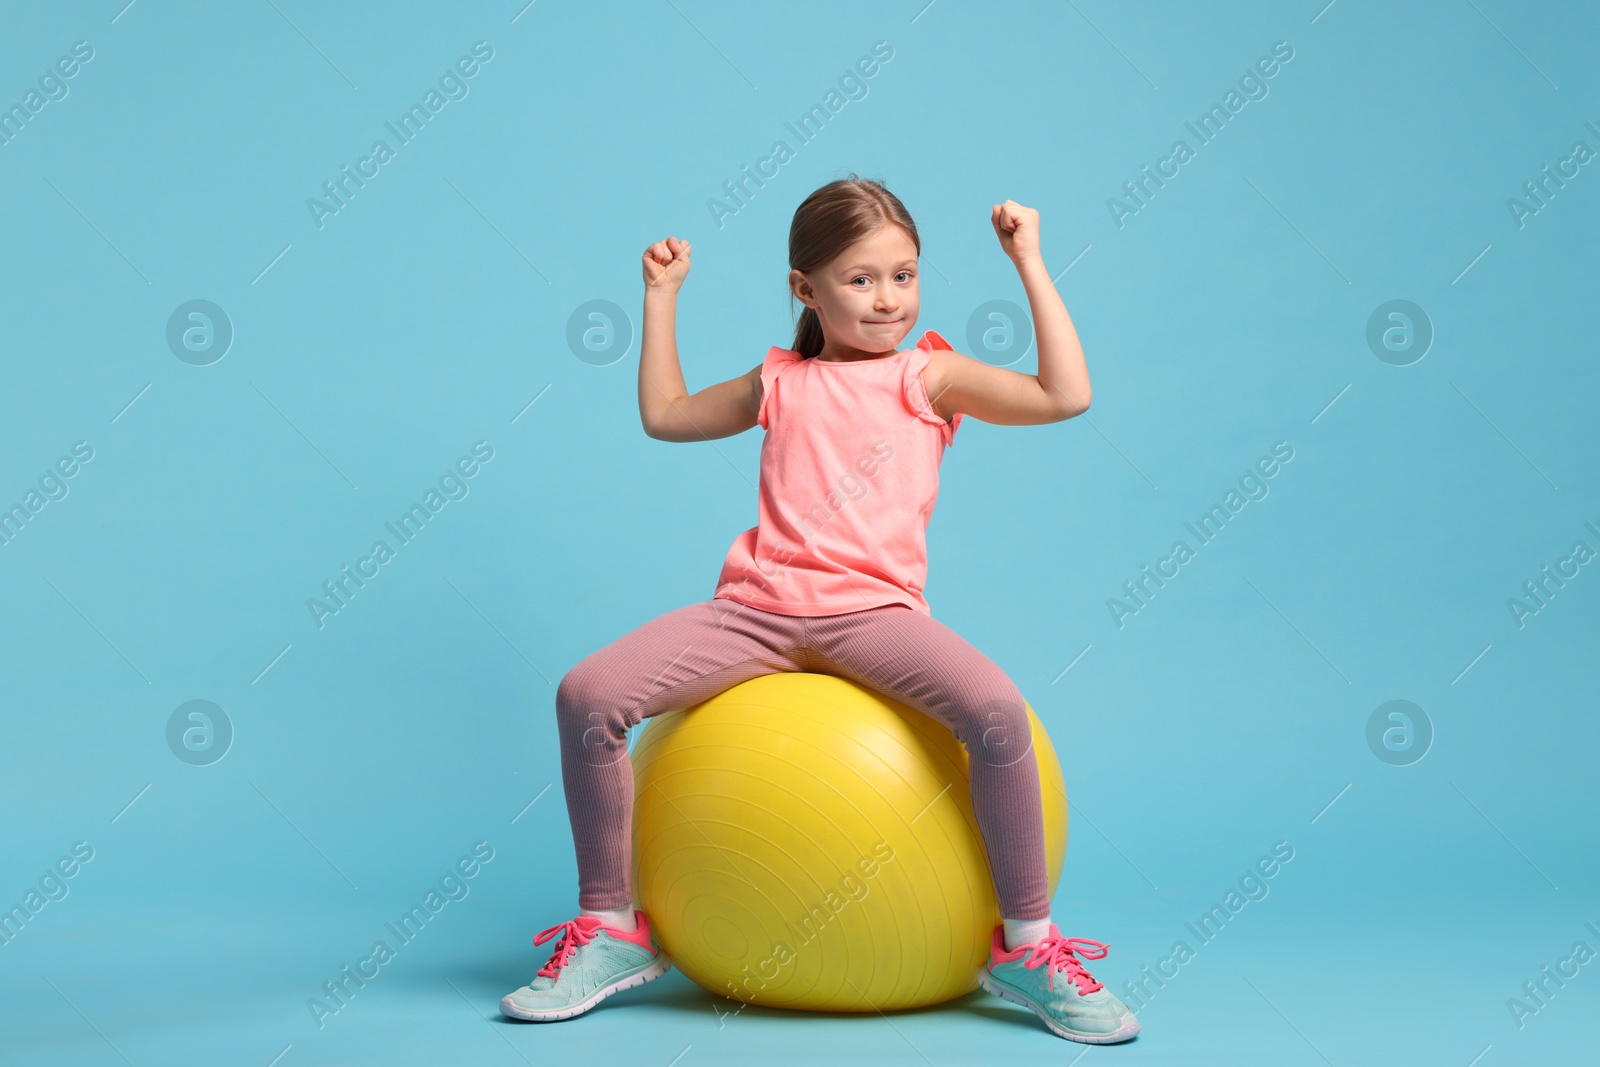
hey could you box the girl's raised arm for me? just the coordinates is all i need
[638,236,762,442]
[927,201,1092,427]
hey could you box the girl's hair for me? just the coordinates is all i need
[789,174,920,359]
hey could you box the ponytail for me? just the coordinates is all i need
[791,304,826,360]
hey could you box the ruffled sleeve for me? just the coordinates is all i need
[903,329,964,447]
[757,345,804,430]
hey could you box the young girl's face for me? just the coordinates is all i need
[792,224,919,357]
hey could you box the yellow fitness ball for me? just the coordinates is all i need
[630,671,1068,1012]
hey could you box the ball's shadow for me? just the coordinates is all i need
[463,958,1136,1044]
[590,969,1084,1036]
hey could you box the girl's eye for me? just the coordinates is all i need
[896,271,913,282]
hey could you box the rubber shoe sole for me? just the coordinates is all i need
[977,969,1141,1044]
[500,956,672,1022]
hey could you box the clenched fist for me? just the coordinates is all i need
[991,200,1041,265]
[642,235,692,293]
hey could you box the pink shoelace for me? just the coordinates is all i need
[533,916,602,980]
[1021,935,1109,995]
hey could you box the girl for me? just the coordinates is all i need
[500,177,1140,1044]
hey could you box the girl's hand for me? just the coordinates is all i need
[642,235,692,293]
[990,200,1041,265]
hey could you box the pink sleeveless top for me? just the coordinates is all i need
[713,328,965,616]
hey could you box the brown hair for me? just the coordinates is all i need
[788,174,920,359]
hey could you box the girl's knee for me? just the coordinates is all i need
[554,661,594,718]
[959,688,1033,770]
[555,660,631,745]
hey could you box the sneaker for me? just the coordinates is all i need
[500,909,672,1022]
[977,922,1141,1043]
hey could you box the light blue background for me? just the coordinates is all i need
[2,1,1596,1064]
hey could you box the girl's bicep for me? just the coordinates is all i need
[646,363,763,442]
[938,350,1081,426]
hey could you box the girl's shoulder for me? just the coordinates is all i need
[905,328,956,410]
[903,330,964,443]
[908,328,954,354]
[903,328,956,381]
[765,344,806,368]
[755,345,805,429]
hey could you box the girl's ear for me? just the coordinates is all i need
[789,268,815,308]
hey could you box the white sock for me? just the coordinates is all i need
[1003,916,1052,951]
[580,906,637,932]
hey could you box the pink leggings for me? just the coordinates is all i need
[555,596,1051,920]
